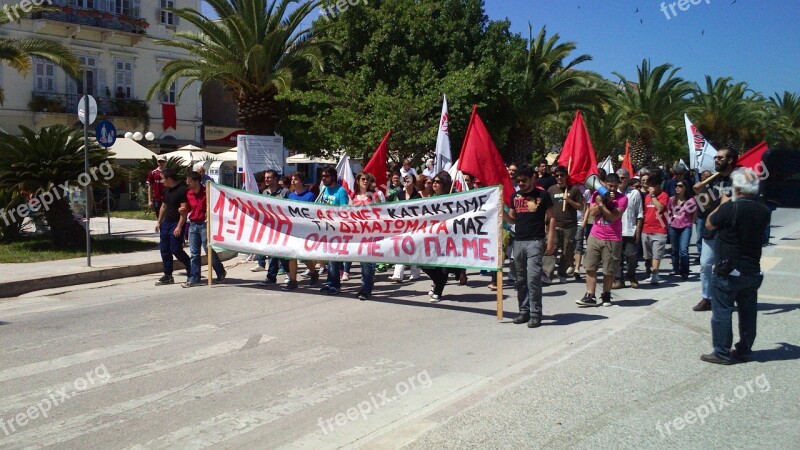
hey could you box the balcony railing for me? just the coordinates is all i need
[30,92,150,124]
[31,5,148,34]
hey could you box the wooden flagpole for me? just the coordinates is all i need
[206,180,212,286]
[496,185,504,320]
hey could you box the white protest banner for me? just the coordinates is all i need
[209,184,502,270]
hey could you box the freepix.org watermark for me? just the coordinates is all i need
[2,0,53,23]
[319,0,367,21]
[657,373,770,439]
[0,161,114,227]
[660,0,711,21]
[317,369,432,434]
[0,363,111,436]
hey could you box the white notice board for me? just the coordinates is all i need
[236,135,284,173]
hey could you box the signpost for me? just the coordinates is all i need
[95,120,116,237]
[79,93,97,266]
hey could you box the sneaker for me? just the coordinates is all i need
[251,265,266,272]
[277,267,286,275]
[512,313,530,324]
[309,272,320,287]
[299,269,312,278]
[155,275,174,286]
[649,274,661,285]
[573,272,582,281]
[576,293,598,307]
[408,275,420,281]
[387,276,403,282]
[181,279,200,288]
[429,294,441,303]
[628,277,639,289]
[281,280,298,291]
[566,267,575,276]
[320,285,332,293]
[326,287,339,296]
[559,276,567,284]
[283,276,291,285]
[216,270,227,284]
[259,276,277,286]
[611,280,625,290]
[358,292,370,301]
[601,292,612,307]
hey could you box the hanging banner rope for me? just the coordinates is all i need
[208,183,502,271]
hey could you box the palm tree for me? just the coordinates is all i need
[767,91,800,148]
[0,12,81,105]
[614,59,695,168]
[504,24,605,164]
[691,76,767,152]
[147,0,335,136]
[0,125,109,247]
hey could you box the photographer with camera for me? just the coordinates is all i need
[700,167,770,365]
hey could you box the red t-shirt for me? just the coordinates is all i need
[147,167,164,201]
[643,191,669,234]
[186,186,207,222]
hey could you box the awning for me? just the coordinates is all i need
[286,153,337,164]
[159,150,217,166]
[108,138,156,161]
[179,144,203,151]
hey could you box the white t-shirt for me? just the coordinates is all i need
[400,167,417,179]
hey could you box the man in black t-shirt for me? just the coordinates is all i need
[701,167,770,365]
[154,168,191,285]
[535,158,557,191]
[504,164,555,328]
[543,165,584,282]
[691,148,736,311]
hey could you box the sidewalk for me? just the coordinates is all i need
[0,217,237,298]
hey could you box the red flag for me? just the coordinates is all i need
[737,141,768,175]
[558,110,598,186]
[363,130,390,194]
[622,140,635,176]
[458,105,515,206]
[162,104,176,131]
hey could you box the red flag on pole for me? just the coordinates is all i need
[737,141,768,175]
[363,130,391,194]
[622,140,635,176]
[458,105,515,206]
[558,110,598,186]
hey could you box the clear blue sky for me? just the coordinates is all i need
[202,0,799,96]
[485,0,799,96]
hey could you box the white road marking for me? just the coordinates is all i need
[127,359,414,450]
[0,324,218,383]
[0,335,275,417]
[760,256,782,272]
[4,346,339,449]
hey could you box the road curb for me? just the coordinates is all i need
[0,251,238,298]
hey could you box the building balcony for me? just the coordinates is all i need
[31,5,149,35]
[29,92,150,127]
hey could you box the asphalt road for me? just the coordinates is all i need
[1,209,798,449]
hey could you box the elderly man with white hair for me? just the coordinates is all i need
[192,161,213,185]
[700,167,770,365]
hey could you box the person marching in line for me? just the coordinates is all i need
[282,171,319,291]
[421,171,456,302]
[667,178,697,280]
[181,171,226,287]
[350,172,381,300]
[503,164,555,328]
[389,172,422,283]
[318,165,350,296]
[612,168,643,289]
[543,165,584,284]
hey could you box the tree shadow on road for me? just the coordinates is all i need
[543,313,607,326]
[757,303,800,315]
[752,342,800,362]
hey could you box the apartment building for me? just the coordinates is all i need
[0,0,203,150]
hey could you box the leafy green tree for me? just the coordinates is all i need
[767,91,800,149]
[691,76,766,152]
[147,0,335,136]
[0,11,80,105]
[0,188,26,242]
[280,0,525,165]
[614,59,694,167]
[0,125,109,247]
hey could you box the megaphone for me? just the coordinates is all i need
[584,174,609,198]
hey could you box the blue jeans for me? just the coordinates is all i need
[159,221,191,278]
[700,239,716,299]
[360,262,374,294]
[188,222,225,282]
[695,218,705,258]
[710,273,763,359]
[668,226,692,277]
[326,260,343,289]
[513,239,544,317]
[256,255,266,268]
[343,261,352,274]
[267,256,288,280]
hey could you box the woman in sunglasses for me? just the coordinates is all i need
[421,171,457,301]
[667,181,697,279]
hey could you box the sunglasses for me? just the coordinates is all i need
[555,173,566,178]
[322,174,332,178]
[432,180,442,183]
[676,184,685,187]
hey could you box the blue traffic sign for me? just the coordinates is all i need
[95,120,117,148]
